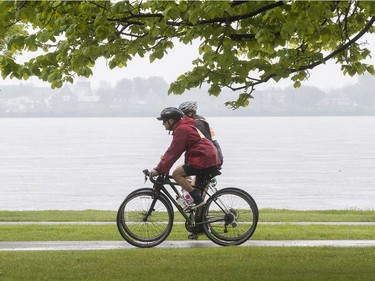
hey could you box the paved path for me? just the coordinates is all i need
[1,240,375,251]
[2,221,374,251]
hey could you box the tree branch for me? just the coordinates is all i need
[109,1,284,28]
[295,15,375,71]
[196,1,284,25]
[230,15,375,92]
[229,33,256,40]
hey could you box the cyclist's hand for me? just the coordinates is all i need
[149,169,159,178]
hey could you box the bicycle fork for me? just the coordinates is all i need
[142,188,160,222]
[142,197,157,222]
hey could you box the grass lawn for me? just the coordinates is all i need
[1,209,374,281]
[1,247,375,281]
[0,223,375,241]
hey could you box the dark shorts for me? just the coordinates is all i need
[182,165,221,188]
[182,165,218,177]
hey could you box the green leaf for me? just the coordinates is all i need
[149,49,164,63]
[188,10,199,24]
[37,30,51,43]
[208,84,221,96]
[198,44,212,55]
[169,81,186,95]
[366,65,375,75]
[8,35,25,51]
[293,81,301,88]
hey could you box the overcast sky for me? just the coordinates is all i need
[1,34,374,91]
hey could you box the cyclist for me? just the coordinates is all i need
[178,101,223,166]
[150,107,221,210]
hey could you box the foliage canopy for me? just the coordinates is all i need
[0,0,374,108]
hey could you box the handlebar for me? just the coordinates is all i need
[142,169,174,185]
[142,169,153,183]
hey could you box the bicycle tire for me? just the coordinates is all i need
[202,187,258,246]
[116,188,174,248]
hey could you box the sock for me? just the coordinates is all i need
[189,189,203,204]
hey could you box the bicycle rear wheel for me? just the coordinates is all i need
[117,188,174,248]
[203,187,258,246]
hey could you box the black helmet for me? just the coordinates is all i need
[157,107,184,121]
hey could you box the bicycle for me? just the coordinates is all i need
[116,168,258,248]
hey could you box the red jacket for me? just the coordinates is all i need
[156,117,221,174]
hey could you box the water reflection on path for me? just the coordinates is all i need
[2,240,375,251]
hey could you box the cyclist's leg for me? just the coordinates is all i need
[172,165,194,192]
[175,163,196,186]
[172,165,204,206]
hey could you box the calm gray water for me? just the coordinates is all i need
[1,116,374,211]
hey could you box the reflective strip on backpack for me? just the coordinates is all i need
[189,125,205,139]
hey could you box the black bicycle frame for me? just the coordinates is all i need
[143,170,228,227]
[150,179,225,226]
[154,181,192,222]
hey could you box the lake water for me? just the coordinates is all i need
[0,116,374,211]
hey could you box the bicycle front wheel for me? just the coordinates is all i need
[117,188,174,248]
[203,187,258,246]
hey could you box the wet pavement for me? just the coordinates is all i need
[1,222,374,251]
[1,240,375,251]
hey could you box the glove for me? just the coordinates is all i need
[149,169,159,177]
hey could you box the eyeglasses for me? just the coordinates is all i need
[162,120,167,124]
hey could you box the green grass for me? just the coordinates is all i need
[1,209,375,281]
[0,223,374,241]
[1,209,375,222]
[260,208,375,222]
[1,247,375,281]
[0,210,117,222]
[1,209,374,242]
